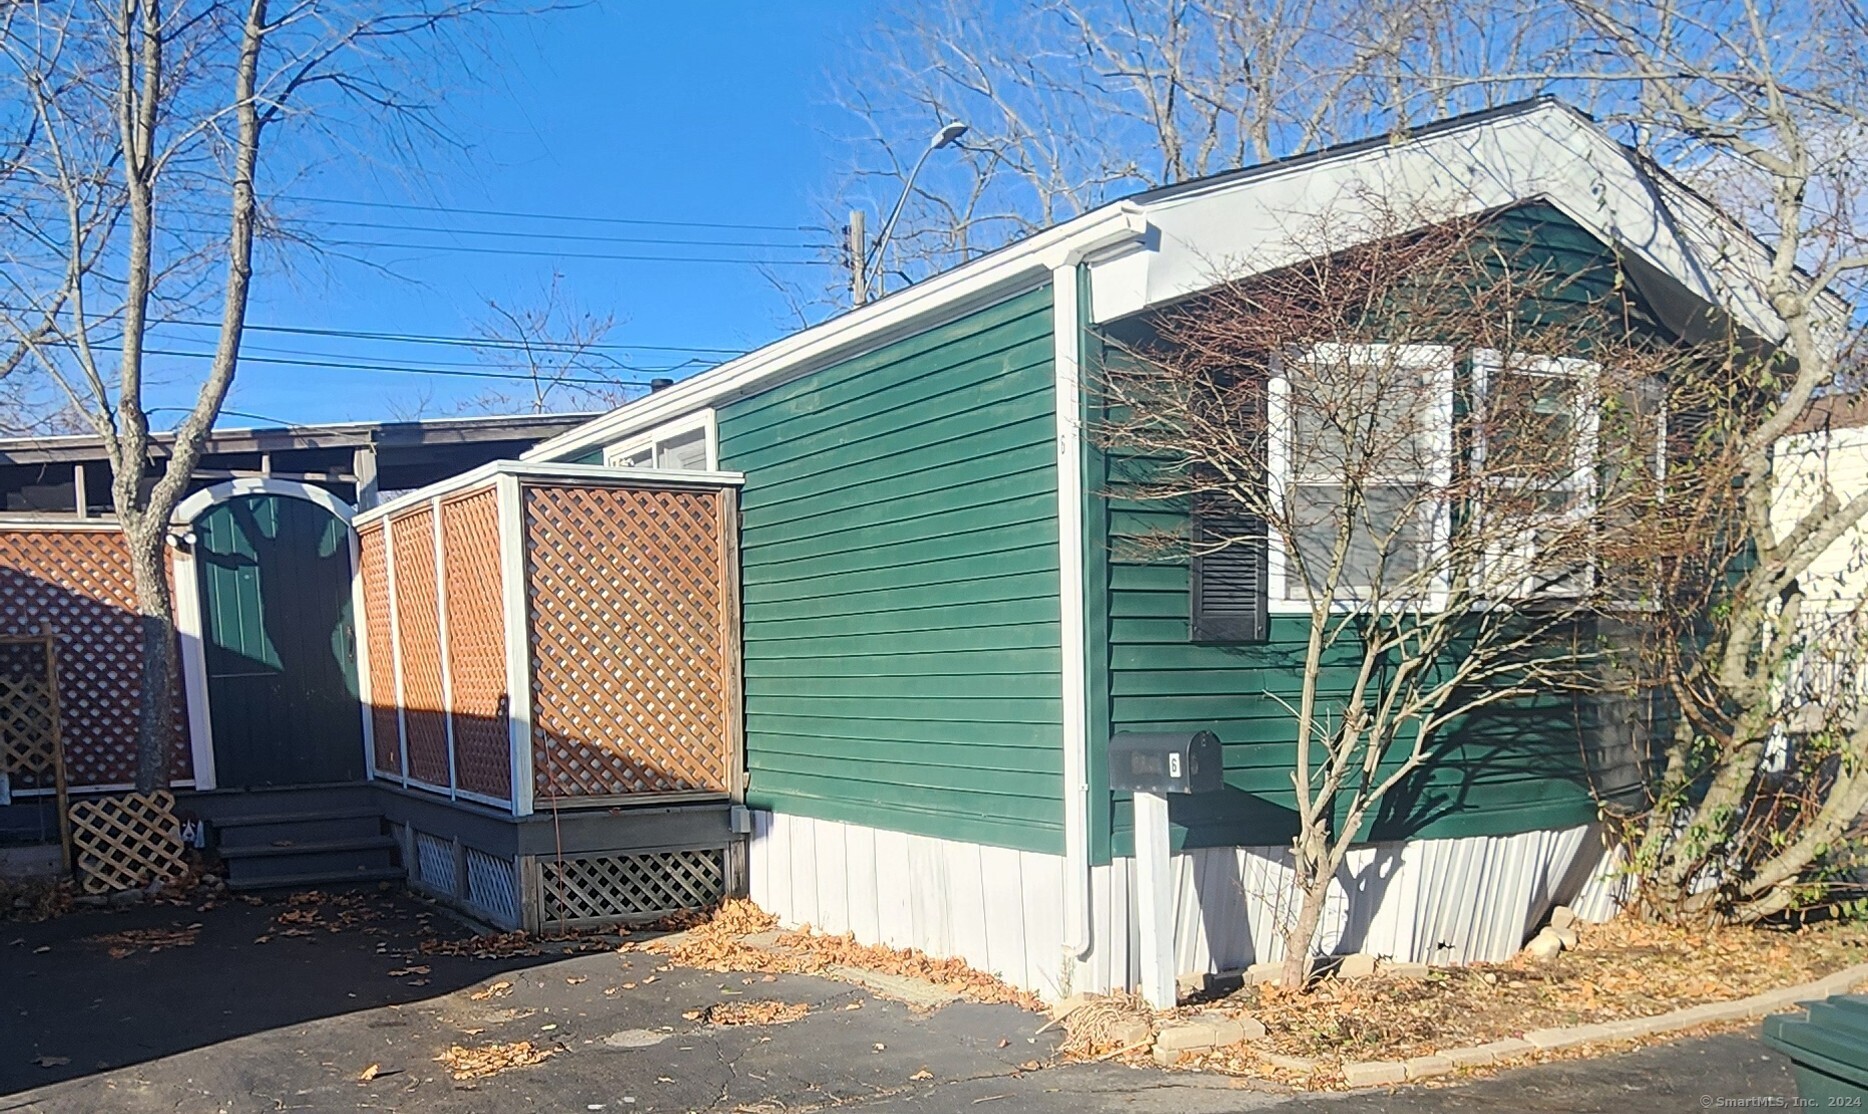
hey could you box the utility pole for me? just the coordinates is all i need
[848,208,868,308]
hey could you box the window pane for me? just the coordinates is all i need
[612,446,652,468]
[1288,352,1436,482]
[656,428,709,471]
[1488,368,1578,482]
[1288,483,1423,597]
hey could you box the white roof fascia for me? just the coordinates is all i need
[523,205,1151,464]
[353,459,746,528]
[1087,104,1787,342]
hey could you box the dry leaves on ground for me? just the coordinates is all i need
[86,924,201,958]
[0,877,72,922]
[1218,915,1868,1066]
[468,980,513,1002]
[687,1000,810,1026]
[419,929,613,960]
[253,890,385,943]
[435,1040,556,1080]
[633,900,1042,1010]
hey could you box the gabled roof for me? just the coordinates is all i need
[529,98,1805,465]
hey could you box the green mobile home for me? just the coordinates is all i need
[528,98,1780,999]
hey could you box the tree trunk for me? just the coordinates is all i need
[126,521,176,794]
[1281,853,1333,990]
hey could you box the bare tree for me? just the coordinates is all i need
[1503,0,1868,924]
[1098,204,1678,987]
[465,273,640,415]
[831,0,1594,290]
[0,1,530,792]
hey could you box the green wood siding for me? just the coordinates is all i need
[722,286,1065,854]
[1089,204,1657,858]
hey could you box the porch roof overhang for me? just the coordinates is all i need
[527,97,1824,468]
[0,412,599,466]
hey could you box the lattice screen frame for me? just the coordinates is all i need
[354,462,744,818]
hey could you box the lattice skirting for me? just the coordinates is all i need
[391,822,525,932]
[465,847,522,928]
[413,830,454,894]
[532,847,725,930]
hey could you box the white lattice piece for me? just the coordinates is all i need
[413,830,456,895]
[465,846,522,928]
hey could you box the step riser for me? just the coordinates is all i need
[182,786,380,824]
[228,866,404,893]
[216,815,383,849]
[223,846,398,882]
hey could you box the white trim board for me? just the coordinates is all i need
[355,459,745,527]
[173,476,355,529]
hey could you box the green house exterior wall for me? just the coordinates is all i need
[1087,204,1652,860]
[720,286,1066,855]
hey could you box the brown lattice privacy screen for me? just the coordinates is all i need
[0,527,192,789]
[525,483,736,800]
[356,473,740,811]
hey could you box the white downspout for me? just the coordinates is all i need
[1052,260,1092,962]
[1049,208,1150,971]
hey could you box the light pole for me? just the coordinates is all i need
[852,121,967,306]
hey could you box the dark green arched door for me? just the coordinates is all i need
[194,493,364,788]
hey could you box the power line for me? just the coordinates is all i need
[64,342,652,388]
[320,238,836,266]
[282,215,833,251]
[0,301,749,356]
[279,192,823,235]
[230,337,708,376]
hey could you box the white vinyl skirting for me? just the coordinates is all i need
[748,810,1628,1001]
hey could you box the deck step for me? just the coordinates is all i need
[218,835,398,860]
[213,809,384,850]
[227,865,405,892]
[220,837,399,885]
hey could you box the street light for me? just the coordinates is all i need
[859,121,968,304]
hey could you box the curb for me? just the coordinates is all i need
[1313,961,1868,1087]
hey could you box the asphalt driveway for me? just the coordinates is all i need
[0,890,1802,1113]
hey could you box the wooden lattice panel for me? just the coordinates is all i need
[523,484,731,799]
[0,641,56,778]
[389,508,450,786]
[440,490,511,801]
[537,848,725,925]
[0,528,190,788]
[68,789,187,894]
[357,522,402,777]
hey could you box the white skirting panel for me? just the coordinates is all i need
[747,810,1070,1000]
[748,810,1627,1001]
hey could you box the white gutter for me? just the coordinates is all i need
[524,205,1151,466]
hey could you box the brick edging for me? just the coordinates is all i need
[1329,961,1868,1088]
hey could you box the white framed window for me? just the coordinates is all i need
[1464,355,1599,601]
[1471,350,1600,598]
[602,409,719,471]
[1268,343,1455,608]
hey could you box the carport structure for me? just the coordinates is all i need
[353,461,745,931]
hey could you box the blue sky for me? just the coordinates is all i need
[161,2,870,428]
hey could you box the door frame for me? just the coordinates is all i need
[172,478,361,791]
